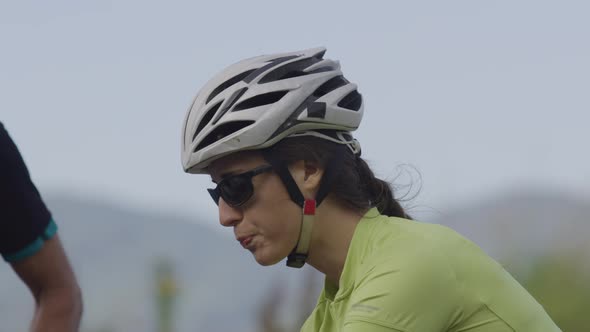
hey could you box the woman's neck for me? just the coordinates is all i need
[305,200,366,286]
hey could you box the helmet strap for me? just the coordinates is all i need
[262,146,346,268]
[286,199,316,268]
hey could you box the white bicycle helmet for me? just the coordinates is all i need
[181,47,363,174]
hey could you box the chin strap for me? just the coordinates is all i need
[262,146,346,269]
[286,199,316,268]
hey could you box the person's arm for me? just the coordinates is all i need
[11,234,82,332]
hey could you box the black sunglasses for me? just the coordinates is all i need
[208,165,274,207]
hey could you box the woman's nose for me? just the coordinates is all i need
[218,198,243,227]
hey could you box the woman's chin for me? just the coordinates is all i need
[252,250,284,266]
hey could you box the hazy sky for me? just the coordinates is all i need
[2,1,589,230]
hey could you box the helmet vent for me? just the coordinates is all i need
[312,76,349,98]
[233,90,289,112]
[195,121,255,152]
[259,58,321,84]
[193,100,222,141]
[337,90,362,111]
[243,55,299,83]
[206,69,256,103]
[305,66,334,75]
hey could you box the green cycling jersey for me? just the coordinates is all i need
[301,208,560,331]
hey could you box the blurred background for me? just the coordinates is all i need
[1,1,589,331]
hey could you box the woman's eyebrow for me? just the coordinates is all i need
[212,168,244,183]
[220,171,234,178]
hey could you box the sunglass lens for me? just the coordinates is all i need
[207,188,220,205]
[220,175,253,206]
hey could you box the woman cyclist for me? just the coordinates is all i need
[180,48,560,331]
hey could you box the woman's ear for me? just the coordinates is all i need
[288,160,324,199]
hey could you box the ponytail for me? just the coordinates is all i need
[355,157,411,219]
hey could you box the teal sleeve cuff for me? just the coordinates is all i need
[3,218,58,263]
[42,218,58,240]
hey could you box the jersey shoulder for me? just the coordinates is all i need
[0,123,54,262]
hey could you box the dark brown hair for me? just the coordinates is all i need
[264,135,411,219]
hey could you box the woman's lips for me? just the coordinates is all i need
[239,236,253,248]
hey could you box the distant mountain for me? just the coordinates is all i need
[429,189,590,275]
[1,189,588,332]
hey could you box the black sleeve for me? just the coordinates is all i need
[0,122,53,260]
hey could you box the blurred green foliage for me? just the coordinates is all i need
[154,258,179,332]
[517,252,590,331]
